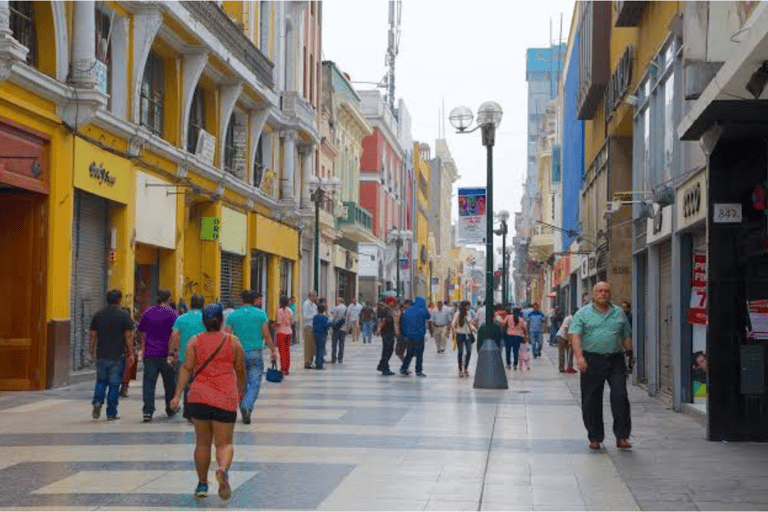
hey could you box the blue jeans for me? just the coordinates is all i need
[530,331,543,357]
[93,358,125,418]
[456,333,472,371]
[142,357,176,416]
[401,337,425,374]
[241,349,264,413]
[315,333,328,369]
[362,320,373,343]
[331,329,346,362]
[504,334,523,367]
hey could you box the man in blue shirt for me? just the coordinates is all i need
[313,304,333,370]
[400,297,431,377]
[169,293,205,420]
[527,302,546,359]
[225,290,275,424]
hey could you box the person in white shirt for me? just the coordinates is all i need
[430,301,452,353]
[330,298,348,363]
[346,298,363,343]
[302,291,318,369]
[556,308,577,373]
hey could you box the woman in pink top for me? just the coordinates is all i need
[171,304,246,501]
[502,307,528,371]
[275,296,293,374]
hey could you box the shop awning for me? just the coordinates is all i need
[679,7,768,141]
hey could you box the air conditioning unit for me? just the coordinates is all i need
[605,200,621,215]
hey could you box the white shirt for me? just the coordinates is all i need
[556,315,573,339]
[331,304,348,331]
[346,303,363,323]
[222,308,235,325]
[302,299,318,327]
[452,311,473,335]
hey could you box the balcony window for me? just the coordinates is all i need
[140,51,164,136]
[280,258,291,298]
[224,117,236,174]
[253,134,264,186]
[187,86,205,153]
[95,8,112,106]
[9,1,37,67]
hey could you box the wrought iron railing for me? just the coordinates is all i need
[339,201,373,231]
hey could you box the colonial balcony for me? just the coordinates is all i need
[615,1,648,27]
[338,201,376,243]
[181,1,274,89]
[281,91,316,133]
[529,224,555,255]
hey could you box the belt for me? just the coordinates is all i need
[434,324,447,327]
[583,351,622,359]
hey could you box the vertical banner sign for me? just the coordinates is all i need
[201,217,221,241]
[458,188,487,244]
[687,253,707,325]
[431,277,440,295]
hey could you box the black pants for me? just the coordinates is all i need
[378,332,395,372]
[142,357,176,416]
[401,337,424,374]
[580,352,631,442]
[395,335,407,360]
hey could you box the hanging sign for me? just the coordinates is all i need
[457,188,487,244]
[200,216,221,241]
[687,253,707,325]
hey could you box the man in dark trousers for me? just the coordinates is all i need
[569,281,634,451]
[376,297,397,375]
[138,289,178,422]
[89,289,134,420]
[399,297,431,378]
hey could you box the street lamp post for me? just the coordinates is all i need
[388,228,410,299]
[309,176,340,294]
[428,258,433,303]
[450,101,507,390]
[495,210,509,308]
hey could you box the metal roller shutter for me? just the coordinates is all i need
[220,252,244,307]
[659,240,673,399]
[70,191,109,372]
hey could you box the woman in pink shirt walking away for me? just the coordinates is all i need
[275,296,293,375]
[170,304,246,500]
[502,307,528,371]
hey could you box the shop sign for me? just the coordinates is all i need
[713,203,742,223]
[646,204,672,244]
[748,299,768,339]
[95,60,108,96]
[220,206,247,255]
[606,46,634,117]
[677,171,706,230]
[135,171,176,249]
[89,162,116,186]
[200,217,221,242]
[195,130,216,166]
[74,138,130,204]
[687,253,707,325]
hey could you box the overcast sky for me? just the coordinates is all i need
[322,0,575,230]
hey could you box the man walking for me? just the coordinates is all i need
[346,297,363,343]
[89,289,134,420]
[569,282,633,451]
[330,297,348,363]
[303,291,318,369]
[430,301,452,354]
[556,308,577,374]
[526,302,546,358]
[226,290,276,424]
[169,293,206,419]
[377,299,397,375]
[400,297,431,377]
[138,289,178,422]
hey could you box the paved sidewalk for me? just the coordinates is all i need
[0,336,767,510]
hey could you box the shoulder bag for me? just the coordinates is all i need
[183,334,228,418]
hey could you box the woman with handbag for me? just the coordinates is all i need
[170,304,246,501]
[451,301,476,378]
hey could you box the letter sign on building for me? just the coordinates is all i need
[676,170,707,230]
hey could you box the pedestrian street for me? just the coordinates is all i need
[2,337,768,511]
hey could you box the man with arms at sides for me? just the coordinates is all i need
[330,297,348,363]
[302,291,318,369]
[90,289,134,420]
[170,294,206,419]
[225,289,276,425]
[569,282,634,451]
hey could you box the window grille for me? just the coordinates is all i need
[9,1,37,67]
[140,52,164,136]
[188,86,205,153]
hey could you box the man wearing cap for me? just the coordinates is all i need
[225,290,276,424]
[569,281,633,451]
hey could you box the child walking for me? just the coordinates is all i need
[519,336,531,371]
[312,304,332,370]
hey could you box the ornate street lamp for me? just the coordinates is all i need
[388,228,411,299]
[309,175,340,293]
[495,210,510,308]
[450,101,507,389]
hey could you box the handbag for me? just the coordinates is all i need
[266,358,283,383]
[183,334,228,418]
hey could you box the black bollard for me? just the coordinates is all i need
[473,322,508,389]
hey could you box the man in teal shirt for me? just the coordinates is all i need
[169,294,205,420]
[569,281,633,451]
[225,290,276,424]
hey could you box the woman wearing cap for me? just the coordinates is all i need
[170,304,246,500]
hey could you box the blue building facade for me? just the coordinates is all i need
[561,32,583,252]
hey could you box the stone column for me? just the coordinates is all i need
[299,144,315,209]
[70,1,96,88]
[0,0,29,83]
[281,130,296,200]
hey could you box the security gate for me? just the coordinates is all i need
[221,252,244,307]
[659,240,673,399]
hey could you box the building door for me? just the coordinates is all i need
[250,251,268,309]
[658,240,673,400]
[70,190,109,372]
[0,192,46,390]
[221,252,244,307]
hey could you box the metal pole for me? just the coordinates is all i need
[429,260,433,303]
[483,126,494,328]
[314,191,320,293]
[502,221,507,307]
[395,236,401,299]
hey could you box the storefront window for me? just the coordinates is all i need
[280,258,291,298]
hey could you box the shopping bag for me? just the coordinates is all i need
[266,359,283,383]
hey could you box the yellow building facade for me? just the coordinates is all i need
[414,142,432,298]
[0,1,312,390]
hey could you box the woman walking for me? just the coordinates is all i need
[452,301,476,377]
[170,304,246,500]
[502,307,527,371]
[275,296,293,375]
